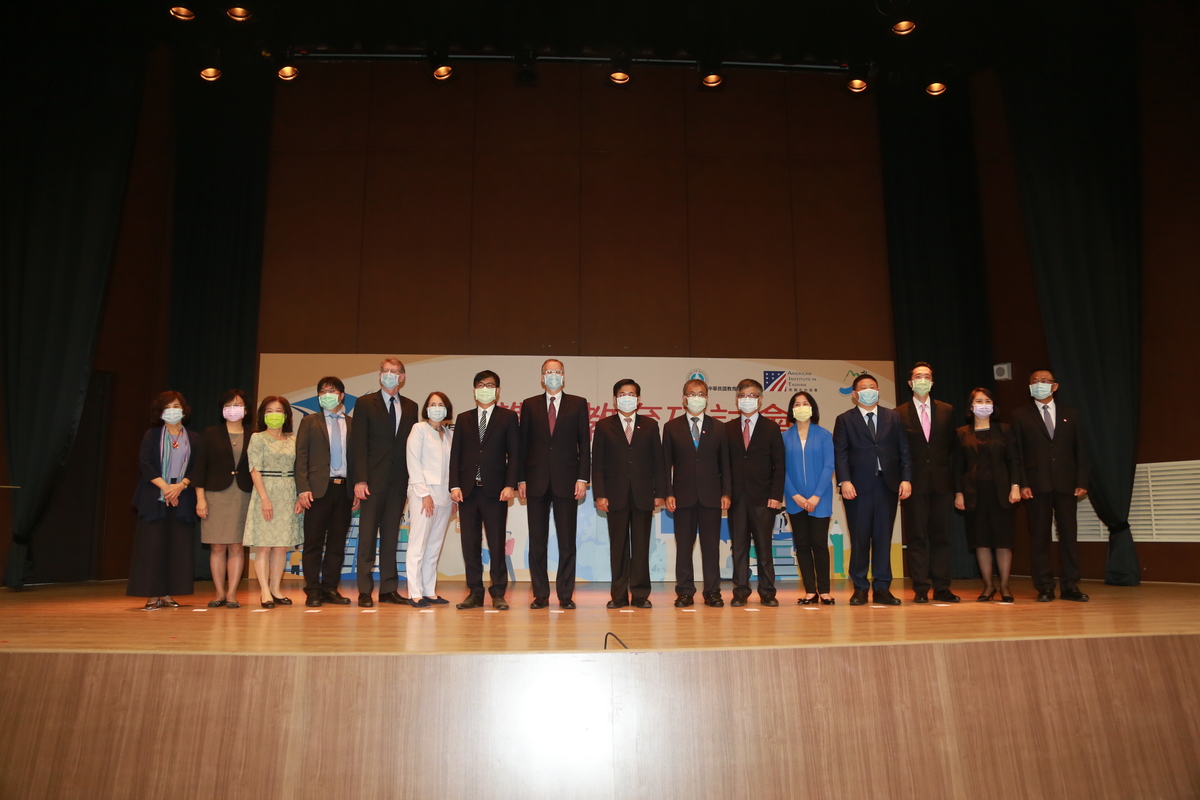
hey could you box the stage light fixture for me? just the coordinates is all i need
[891,20,917,35]
[433,64,453,80]
[277,65,299,81]
[226,6,251,21]
[926,81,947,95]
[848,79,868,93]
[428,49,453,81]
[169,6,195,20]
[845,62,874,93]
[514,50,538,87]
[697,57,724,88]
[200,66,222,81]
[608,55,631,84]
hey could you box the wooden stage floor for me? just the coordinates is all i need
[2,577,1198,655]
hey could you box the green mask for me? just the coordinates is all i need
[911,378,932,397]
[475,387,497,404]
[318,393,340,410]
[264,412,286,429]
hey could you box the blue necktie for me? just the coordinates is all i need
[329,414,343,472]
[691,417,700,449]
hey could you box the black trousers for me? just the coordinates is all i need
[607,488,653,603]
[792,513,831,594]
[1026,490,1081,592]
[527,489,579,601]
[356,482,406,595]
[901,490,953,593]
[844,474,898,592]
[728,499,777,600]
[459,489,509,599]
[126,507,195,597]
[673,503,722,597]
[302,483,351,593]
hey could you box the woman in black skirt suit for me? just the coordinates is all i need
[954,388,1023,603]
[127,391,202,609]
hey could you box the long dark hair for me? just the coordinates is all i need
[219,389,254,432]
[785,391,820,427]
[961,387,995,447]
[256,396,294,434]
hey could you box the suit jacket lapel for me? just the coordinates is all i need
[480,406,499,446]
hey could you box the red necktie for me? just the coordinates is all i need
[625,416,633,443]
[548,396,557,435]
[743,418,751,449]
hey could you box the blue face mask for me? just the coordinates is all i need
[544,373,564,391]
[380,372,400,390]
[318,393,340,410]
[1029,382,1053,400]
[161,408,184,425]
[616,396,638,413]
[856,389,879,406]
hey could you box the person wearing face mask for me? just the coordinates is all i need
[243,396,304,608]
[449,371,520,610]
[193,389,254,609]
[782,391,836,605]
[895,362,961,604]
[517,359,591,610]
[1010,369,1090,602]
[832,374,912,606]
[348,357,419,608]
[724,379,785,607]
[954,388,1023,602]
[295,377,356,608]
[404,392,456,609]
[662,379,732,607]
[128,391,202,609]
[591,379,667,609]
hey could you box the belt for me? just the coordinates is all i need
[330,477,346,485]
[259,470,295,477]
[475,480,484,486]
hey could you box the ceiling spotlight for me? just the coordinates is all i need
[433,64,453,80]
[277,65,299,81]
[514,50,538,87]
[168,6,195,20]
[848,79,868,93]
[225,6,251,21]
[428,49,453,81]
[200,67,222,81]
[926,81,947,96]
[891,20,917,35]
[608,55,631,84]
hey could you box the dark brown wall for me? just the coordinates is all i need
[258,62,893,361]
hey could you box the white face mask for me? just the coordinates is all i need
[616,396,638,413]
[737,397,760,414]
[686,396,707,414]
[427,406,447,422]
[162,408,184,425]
[543,373,564,391]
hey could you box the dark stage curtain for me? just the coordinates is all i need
[877,71,995,580]
[1,8,147,587]
[1001,0,1142,585]
[166,65,273,577]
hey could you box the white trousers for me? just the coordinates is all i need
[406,493,452,600]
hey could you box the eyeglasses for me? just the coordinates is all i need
[543,370,564,376]
[736,394,761,400]
[685,392,707,398]
[381,369,402,376]
[475,382,498,389]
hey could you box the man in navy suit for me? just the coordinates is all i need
[518,358,591,610]
[833,373,912,606]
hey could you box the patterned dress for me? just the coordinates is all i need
[242,432,304,547]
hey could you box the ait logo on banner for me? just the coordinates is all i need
[764,370,817,393]
[763,371,789,392]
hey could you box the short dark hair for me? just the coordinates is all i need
[911,362,933,378]
[736,378,764,394]
[316,376,345,394]
[218,389,253,431]
[786,391,820,426]
[683,378,708,395]
[851,373,878,391]
[473,370,500,388]
[256,396,294,434]
[422,391,453,421]
[152,391,191,427]
[1029,367,1055,382]
[613,379,641,397]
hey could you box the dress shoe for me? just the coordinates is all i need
[378,592,408,605]
[322,590,351,605]
[674,595,694,608]
[424,596,450,605]
[977,589,997,602]
[849,589,869,606]
[1060,586,1089,602]
[632,599,652,609]
[358,593,374,608]
[225,600,241,609]
[559,599,577,610]
[873,589,902,606]
[271,594,293,606]
[304,594,323,608]
[703,592,724,608]
[933,590,961,603]
[530,597,549,610]
[913,590,930,604]
[606,599,629,609]
[730,597,747,608]
[409,598,431,609]
[207,599,227,608]
[260,599,275,609]
[1000,594,1015,604]
[1036,589,1055,603]
[160,599,181,608]
[798,594,818,605]
[456,595,484,609]
[760,597,779,607]
[819,595,835,606]
[142,599,162,611]
[493,596,510,611]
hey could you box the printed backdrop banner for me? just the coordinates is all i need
[259,355,901,586]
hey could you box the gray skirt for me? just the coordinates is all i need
[201,485,252,544]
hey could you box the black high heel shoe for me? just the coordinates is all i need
[820,594,835,605]
[1000,588,1014,603]
[797,594,818,605]
[977,589,997,602]
[271,594,292,606]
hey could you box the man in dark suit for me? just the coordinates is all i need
[449,370,520,610]
[592,378,667,609]
[663,378,731,608]
[348,358,418,607]
[833,373,912,606]
[1011,368,1090,602]
[896,362,961,604]
[518,359,591,610]
[296,376,356,607]
[725,378,785,607]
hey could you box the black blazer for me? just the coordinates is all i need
[954,423,1024,512]
[348,389,418,493]
[518,392,591,497]
[896,398,959,495]
[591,413,668,512]
[724,415,786,506]
[832,406,912,492]
[449,405,520,501]
[295,412,354,500]
[1010,399,1089,495]
[192,424,253,494]
[662,414,731,508]
[131,426,202,521]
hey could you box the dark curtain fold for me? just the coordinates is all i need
[877,71,995,580]
[1,7,147,587]
[166,64,274,577]
[1001,0,1142,585]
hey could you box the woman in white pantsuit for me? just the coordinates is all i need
[405,391,455,608]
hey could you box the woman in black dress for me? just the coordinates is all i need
[954,388,1023,603]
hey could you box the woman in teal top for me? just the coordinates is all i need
[782,391,836,605]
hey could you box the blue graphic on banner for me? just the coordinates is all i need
[337,506,408,582]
